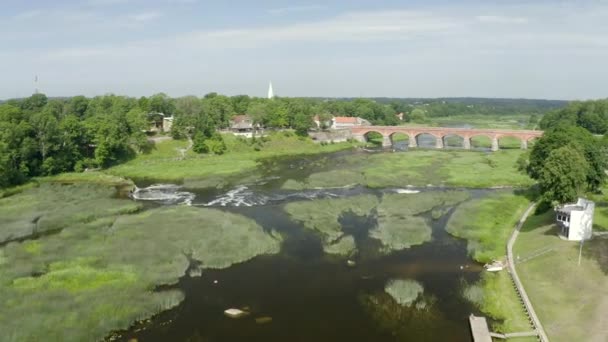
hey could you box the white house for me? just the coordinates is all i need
[555,198,594,241]
[330,116,371,129]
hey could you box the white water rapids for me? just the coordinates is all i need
[131,184,195,205]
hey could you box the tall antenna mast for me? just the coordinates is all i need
[34,75,39,94]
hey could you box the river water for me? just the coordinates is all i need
[120,149,491,342]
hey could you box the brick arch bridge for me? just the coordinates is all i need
[350,126,543,151]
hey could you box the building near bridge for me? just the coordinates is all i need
[555,198,594,241]
[331,116,370,129]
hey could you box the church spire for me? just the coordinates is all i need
[267,81,274,99]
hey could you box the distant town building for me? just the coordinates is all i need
[230,115,261,138]
[163,116,173,133]
[396,112,404,121]
[331,116,371,129]
[147,112,173,133]
[313,115,332,129]
[555,198,594,241]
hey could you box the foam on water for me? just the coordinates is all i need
[203,185,344,207]
[131,184,195,205]
[205,186,269,207]
[393,189,421,194]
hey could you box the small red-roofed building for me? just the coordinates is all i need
[330,116,371,129]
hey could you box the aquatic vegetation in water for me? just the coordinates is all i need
[0,183,142,244]
[370,191,470,252]
[359,284,455,341]
[285,191,469,256]
[323,235,356,256]
[284,194,379,245]
[281,150,533,189]
[0,206,281,341]
[384,279,424,307]
[281,169,363,190]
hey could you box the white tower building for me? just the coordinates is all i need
[267,81,274,99]
[555,198,594,241]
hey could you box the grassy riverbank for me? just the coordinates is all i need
[449,191,534,335]
[108,132,357,184]
[447,191,531,263]
[513,211,608,341]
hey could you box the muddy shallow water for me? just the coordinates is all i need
[118,150,493,342]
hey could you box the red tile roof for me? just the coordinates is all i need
[231,115,251,123]
[334,116,358,124]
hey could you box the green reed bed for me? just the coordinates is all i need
[284,191,469,256]
[0,205,282,341]
[0,183,141,244]
[281,149,533,190]
[370,191,470,252]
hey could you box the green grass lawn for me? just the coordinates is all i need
[108,132,357,184]
[427,114,534,130]
[586,186,608,231]
[514,211,608,341]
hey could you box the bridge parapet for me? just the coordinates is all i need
[350,126,543,151]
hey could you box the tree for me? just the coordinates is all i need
[67,96,89,117]
[192,132,209,154]
[293,112,312,136]
[538,145,589,204]
[148,93,175,115]
[409,108,427,123]
[206,133,227,155]
[21,93,48,112]
[528,125,606,191]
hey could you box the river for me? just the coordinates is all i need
[118,149,491,342]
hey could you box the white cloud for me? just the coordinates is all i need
[130,11,163,22]
[198,10,459,45]
[476,15,529,24]
[5,2,608,99]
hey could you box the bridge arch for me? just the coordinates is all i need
[468,134,494,150]
[349,126,542,151]
[411,132,442,149]
[362,130,387,146]
[442,134,466,149]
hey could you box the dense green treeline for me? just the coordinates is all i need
[0,94,149,188]
[540,98,608,134]
[0,92,402,188]
[0,91,594,190]
[525,98,608,206]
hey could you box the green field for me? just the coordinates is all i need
[108,132,358,185]
[423,114,535,130]
[513,211,608,342]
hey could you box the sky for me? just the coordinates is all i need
[1,0,608,100]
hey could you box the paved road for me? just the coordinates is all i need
[507,203,550,342]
